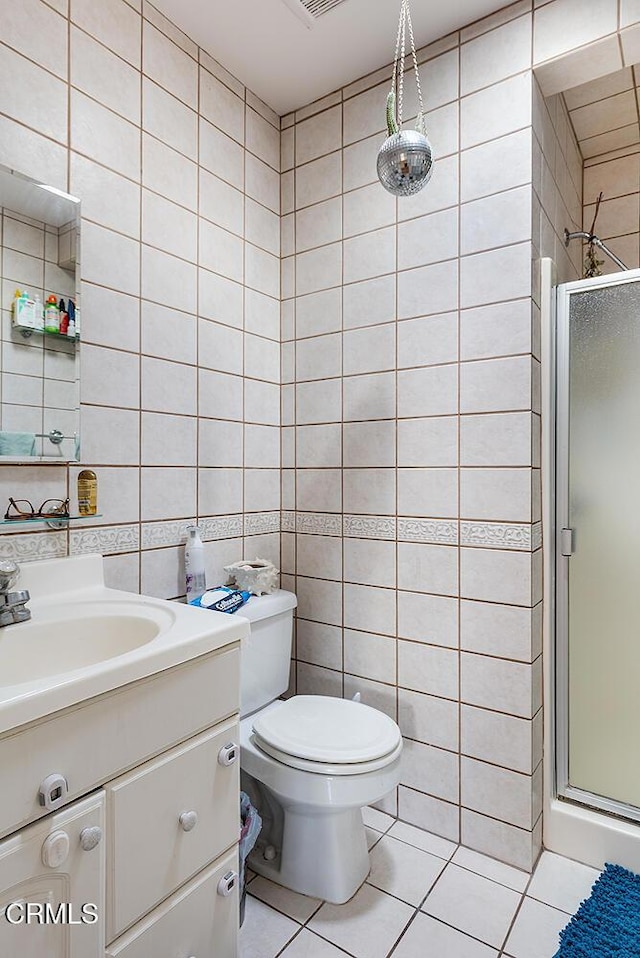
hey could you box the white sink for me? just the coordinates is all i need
[0,554,248,734]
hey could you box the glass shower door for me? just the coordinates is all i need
[557,273,640,813]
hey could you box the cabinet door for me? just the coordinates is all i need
[107,720,239,939]
[0,792,105,958]
[106,848,238,958]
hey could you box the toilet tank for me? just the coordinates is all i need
[237,590,297,718]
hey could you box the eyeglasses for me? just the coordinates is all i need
[4,497,70,521]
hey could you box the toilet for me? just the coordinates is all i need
[237,589,402,904]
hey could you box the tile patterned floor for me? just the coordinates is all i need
[239,809,601,958]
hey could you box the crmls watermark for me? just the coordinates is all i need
[4,903,98,925]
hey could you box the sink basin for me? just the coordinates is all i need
[0,601,174,685]
[0,554,249,734]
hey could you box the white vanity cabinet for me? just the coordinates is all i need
[0,792,105,958]
[0,643,241,958]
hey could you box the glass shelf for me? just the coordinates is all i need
[0,514,102,528]
[13,323,79,343]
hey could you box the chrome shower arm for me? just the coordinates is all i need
[564,229,629,272]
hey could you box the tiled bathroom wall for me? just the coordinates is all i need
[278,0,639,870]
[0,0,281,595]
[281,3,545,870]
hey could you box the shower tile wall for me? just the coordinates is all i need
[0,0,281,592]
[281,5,545,870]
[582,148,640,273]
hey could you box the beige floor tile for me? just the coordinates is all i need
[248,876,322,923]
[393,912,499,957]
[239,896,299,958]
[421,863,521,949]
[504,897,570,958]
[527,851,600,914]
[309,882,414,958]
[368,836,446,906]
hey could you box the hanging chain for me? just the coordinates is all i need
[389,0,426,134]
[405,0,426,134]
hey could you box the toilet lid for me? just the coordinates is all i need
[252,695,401,764]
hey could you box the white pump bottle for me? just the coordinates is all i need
[185,525,206,600]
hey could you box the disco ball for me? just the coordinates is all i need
[376,129,434,197]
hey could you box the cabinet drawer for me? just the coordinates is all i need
[105,848,238,958]
[0,792,105,958]
[107,721,240,939]
[0,646,239,840]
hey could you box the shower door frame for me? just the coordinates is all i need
[555,266,640,824]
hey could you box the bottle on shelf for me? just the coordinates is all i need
[58,299,68,335]
[77,470,98,516]
[44,295,60,333]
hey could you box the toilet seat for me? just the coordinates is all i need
[251,695,402,775]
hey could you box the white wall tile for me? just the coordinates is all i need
[343,324,395,376]
[344,226,396,284]
[343,276,396,329]
[143,77,197,159]
[296,197,342,253]
[461,73,532,150]
[461,15,531,96]
[398,260,459,319]
[296,105,341,165]
[533,0,617,64]
[398,208,459,270]
[296,152,342,208]
[0,0,67,79]
[199,118,244,188]
[71,0,141,66]
[398,364,458,418]
[71,26,140,124]
[398,542,458,596]
[143,21,197,109]
[200,66,245,144]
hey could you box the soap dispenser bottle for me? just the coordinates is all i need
[185,525,206,601]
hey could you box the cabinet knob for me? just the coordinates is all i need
[218,742,238,766]
[80,826,103,851]
[179,810,198,832]
[41,830,70,868]
[217,870,238,897]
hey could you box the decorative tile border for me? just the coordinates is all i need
[532,521,543,551]
[344,515,396,540]
[460,521,534,551]
[244,511,281,536]
[0,530,67,561]
[70,524,139,556]
[141,519,195,550]
[199,515,243,541]
[281,511,296,532]
[295,512,342,536]
[398,518,459,545]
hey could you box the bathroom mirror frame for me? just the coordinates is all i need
[0,162,81,463]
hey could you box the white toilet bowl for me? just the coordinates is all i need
[240,695,402,903]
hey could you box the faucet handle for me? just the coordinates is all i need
[0,559,19,593]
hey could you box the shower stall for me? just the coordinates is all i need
[543,261,640,869]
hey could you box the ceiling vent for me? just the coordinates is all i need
[280,0,348,29]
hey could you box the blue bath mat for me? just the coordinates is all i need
[555,863,640,956]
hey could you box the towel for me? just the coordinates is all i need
[0,431,36,456]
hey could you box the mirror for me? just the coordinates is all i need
[0,163,80,461]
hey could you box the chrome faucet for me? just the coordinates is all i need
[0,559,31,627]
